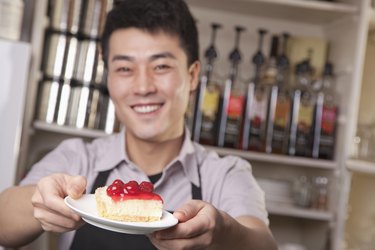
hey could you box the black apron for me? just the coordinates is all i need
[70,168,202,250]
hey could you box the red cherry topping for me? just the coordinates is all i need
[139,181,154,193]
[123,181,140,195]
[106,184,122,196]
[112,179,124,187]
[105,179,162,202]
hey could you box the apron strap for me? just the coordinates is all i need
[90,169,111,193]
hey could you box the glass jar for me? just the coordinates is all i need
[311,176,329,210]
[354,124,375,161]
[292,175,312,208]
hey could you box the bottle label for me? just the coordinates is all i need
[201,84,220,119]
[250,89,268,129]
[227,94,244,119]
[185,93,196,131]
[262,66,278,85]
[272,94,290,153]
[297,104,314,132]
[224,94,244,146]
[321,105,337,135]
[274,97,291,128]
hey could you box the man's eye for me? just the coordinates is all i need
[116,67,131,73]
[155,64,170,71]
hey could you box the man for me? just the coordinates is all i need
[0,0,277,249]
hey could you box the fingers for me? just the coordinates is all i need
[31,173,87,233]
[173,199,206,222]
[154,216,210,240]
[32,190,76,221]
[149,230,212,250]
[150,200,221,249]
[154,200,215,241]
[34,205,83,232]
[66,175,87,199]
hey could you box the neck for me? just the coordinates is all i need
[125,131,185,176]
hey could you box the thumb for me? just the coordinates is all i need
[66,175,87,199]
[173,200,205,223]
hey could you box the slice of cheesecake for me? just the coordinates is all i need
[95,180,163,222]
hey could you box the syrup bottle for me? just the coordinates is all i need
[312,60,338,160]
[289,51,316,157]
[269,33,292,154]
[194,23,223,145]
[218,26,246,148]
[248,32,278,152]
[242,28,268,150]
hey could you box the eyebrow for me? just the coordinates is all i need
[149,52,176,61]
[111,52,176,63]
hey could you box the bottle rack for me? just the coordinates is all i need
[186,0,352,164]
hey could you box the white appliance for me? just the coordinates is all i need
[0,39,31,192]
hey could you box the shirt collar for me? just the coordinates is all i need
[173,128,201,187]
[95,127,201,187]
[95,128,127,172]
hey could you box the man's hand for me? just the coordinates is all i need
[149,200,225,250]
[31,173,87,233]
[149,200,277,250]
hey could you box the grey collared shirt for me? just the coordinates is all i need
[20,129,268,250]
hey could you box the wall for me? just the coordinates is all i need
[0,40,30,191]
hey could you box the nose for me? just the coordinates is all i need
[132,68,157,95]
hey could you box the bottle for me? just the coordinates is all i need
[289,53,316,157]
[312,61,338,160]
[247,32,276,152]
[276,33,291,88]
[269,33,292,154]
[218,26,246,148]
[293,175,313,208]
[311,176,329,210]
[261,35,279,86]
[242,29,267,150]
[194,23,223,145]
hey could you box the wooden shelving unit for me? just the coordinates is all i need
[186,0,357,24]
[347,159,375,175]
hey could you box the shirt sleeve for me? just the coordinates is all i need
[223,157,269,225]
[203,154,269,225]
[19,138,88,186]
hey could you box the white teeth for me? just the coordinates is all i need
[133,105,161,114]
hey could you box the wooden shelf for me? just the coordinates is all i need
[347,159,375,175]
[33,121,337,169]
[267,202,333,221]
[33,121,109,138]
[187,0,357,25]
[205,146,338,170]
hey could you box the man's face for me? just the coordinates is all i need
[107,28,200,142]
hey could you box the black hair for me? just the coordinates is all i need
[101,0,199,67]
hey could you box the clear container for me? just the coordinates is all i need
[354,124,375,161]
[0,0,24,41]
[311,176,329,210]
[292,175,312,208]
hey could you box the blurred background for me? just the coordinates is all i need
[2,0,375,249]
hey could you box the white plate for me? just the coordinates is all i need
[64,194,178,234]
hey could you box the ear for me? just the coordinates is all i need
[188,61,201,92]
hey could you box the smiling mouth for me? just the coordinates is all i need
[132,104,162,114]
